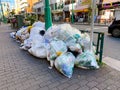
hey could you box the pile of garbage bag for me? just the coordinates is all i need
[10,21,99,78]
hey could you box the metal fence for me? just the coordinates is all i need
[80,30,105,64]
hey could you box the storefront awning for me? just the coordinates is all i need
[102,0,120,4]
[73,5,90,12]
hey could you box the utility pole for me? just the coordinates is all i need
[90,0,95,51]
[36,8,38,21]
[71,0,74,23]
[44,0,52,30]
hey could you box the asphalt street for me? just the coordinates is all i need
[72,24,120,61]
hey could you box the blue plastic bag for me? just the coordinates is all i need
[55,52,75,78]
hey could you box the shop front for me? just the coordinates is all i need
[63,3,76,22]
[52,9,63,22]
[74,5,90,23]
[63,4,70,22]
[72,0,98,23]
[98,0,120,24]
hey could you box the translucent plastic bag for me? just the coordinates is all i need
[55,52,75,78]
[56,24,81,37]
[44,25,58,43]
[28,43,47,58]
[57,30,76,47]
[21,27,45,50]
[32,21,45,29]
[45,24,81,47]
[69,43,82,53]
[77,33,91,51]
[47,39,67,61]
[10,32,16,39]
[15,27,28,41]
[75,50,99,69]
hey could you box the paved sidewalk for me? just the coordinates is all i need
[0,24,120,90]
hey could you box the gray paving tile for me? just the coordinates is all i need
[0,24,120,90]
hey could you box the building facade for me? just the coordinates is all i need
[19,0,28,13]
[15,0,28,14]
[33,0,77,22]
[0,2,10,17]
[63,0,77,22]
[15,0,21,14]
[33,0,114,23]
[73,0,99,23]
[97,0,120,23]
[26,0,39,13]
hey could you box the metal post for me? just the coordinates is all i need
[36,8,38,21]
[96,33,100,55]
[90,0,95,51]
[99,33,104,63]
[71,0,74,23]
[44,0,52,30]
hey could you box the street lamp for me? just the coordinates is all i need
[71,0,74,23]
[44,0,52,30]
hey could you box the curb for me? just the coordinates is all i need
[53,22,108,26]
[103,57,120,72]
[73,23,108,27]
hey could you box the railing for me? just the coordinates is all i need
[80,30,105,64]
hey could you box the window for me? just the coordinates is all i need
[38,8,41,12]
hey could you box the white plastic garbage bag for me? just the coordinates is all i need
[20,33,29,41]
[15,27,30,42]
[69,43,82,53]
[10,32,16,39]
[32,21,45,29]
[44,25,58,43]
[28,43,47,58]
[21,27,45,50]
[45,24,80,47]
[57,31,76,47]
[47,39,67,61]
[16,27,27,37]
[77,33,91,51]
[29,27,45,37]
[55,52,75,78]
[20,38,32,50]
[75,50,99,69]
[57,24,81,37]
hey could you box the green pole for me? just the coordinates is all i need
[99,33,104,63]
[36,8,38,21]
[0,0,5,23]
[71,0,74,23]
[44,0,52,30]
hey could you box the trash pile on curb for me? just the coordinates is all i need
[10,21,99,78]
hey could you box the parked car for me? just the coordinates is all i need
[108,19,120,37]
